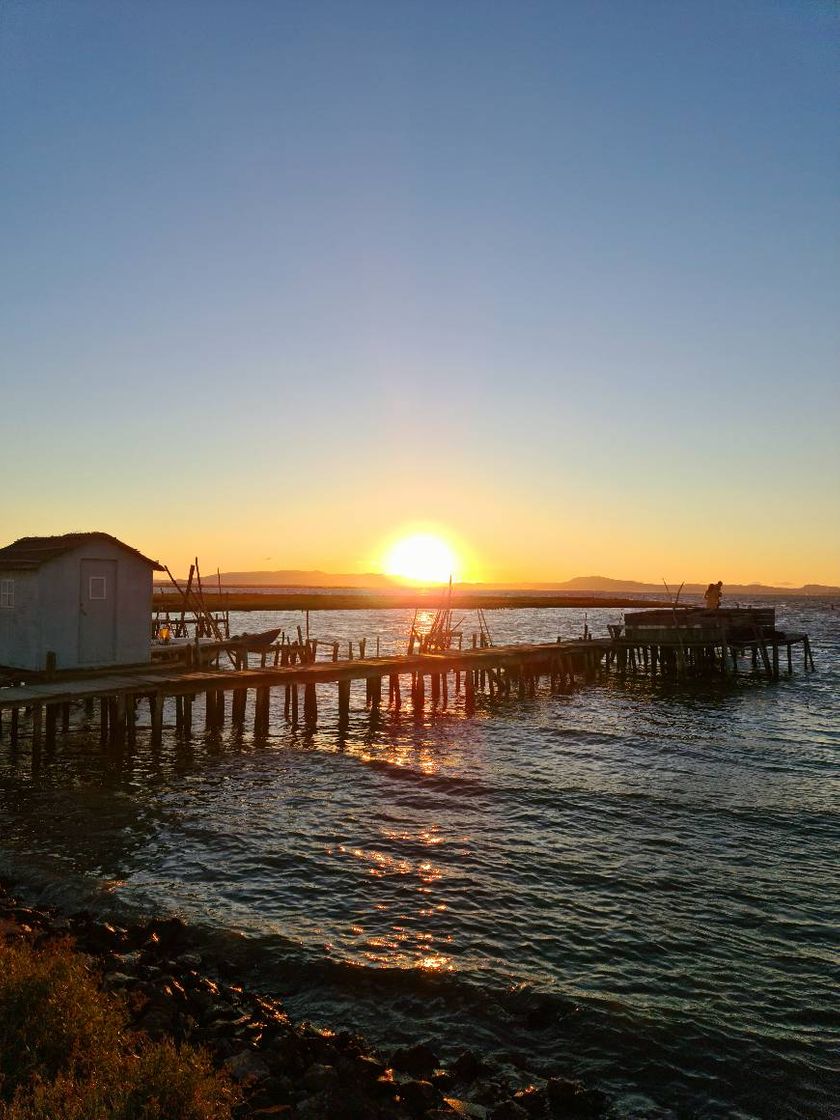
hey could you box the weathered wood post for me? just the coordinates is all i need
[370,676,382,710]
[391,674,401,710]
[45,704,57,750]
[413,673,425,714]
[430,673,440,705]
[127,696,137,746]
[114,694,127,747]
[10,708,19,748]
[32,703,43,755]
[99,698,109,745]
[304,683,317,728]
[151,694,164,749]
[464,670,475,715]
[338,680,351,729]
[254,687,270,737]
[232,688,246,727]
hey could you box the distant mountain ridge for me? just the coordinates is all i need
[167,570,840,596]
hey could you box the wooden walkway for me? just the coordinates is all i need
[0,626,814,752]
[0,640,608,750]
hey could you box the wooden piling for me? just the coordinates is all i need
[32,704,43,753]
[464,670,475,714]
[338,680,350,729]
[370,676,382,710]
[99,698,109,746]
[114,694,127,747]
[151,694,164,748]
[304,683,317,727]
[45,704,57,750]
[127,696,137,745]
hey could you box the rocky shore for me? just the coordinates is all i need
[0,884,610,1120]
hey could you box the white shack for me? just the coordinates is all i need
[0,533,163,672]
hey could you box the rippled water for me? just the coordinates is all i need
[1,599,838,1119]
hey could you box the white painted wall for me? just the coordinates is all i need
[0,570,40,671]
[0,541,154,671]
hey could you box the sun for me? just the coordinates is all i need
[384,533,458,584]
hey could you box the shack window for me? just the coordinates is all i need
[0,579,13,609]
[89,576,107,600]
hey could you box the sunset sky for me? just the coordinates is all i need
[2,2,838,585]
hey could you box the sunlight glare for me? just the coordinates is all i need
[384,533,458,584]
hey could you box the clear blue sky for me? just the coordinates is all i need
[1,1,838,583]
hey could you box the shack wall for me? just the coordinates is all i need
[38,543,153,669]
[0,570,41,671]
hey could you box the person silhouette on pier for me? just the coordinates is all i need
[704,581,723,609]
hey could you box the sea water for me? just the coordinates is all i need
[0,598,837,1118]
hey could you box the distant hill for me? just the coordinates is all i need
[530,576,840,596]
[160,570,839,596]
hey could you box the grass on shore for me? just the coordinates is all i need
[0,936,239,1120]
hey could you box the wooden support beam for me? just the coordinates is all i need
[232,688,247,726]
[99,698,109,746]
[151,694,164,748]
[127,697,137,746]
[254,687,270,737]
[413,673,425,713]
[10,708,19,749]
[45,704,57,750]
[291,685,299,726]
[338,679,350,729]
[370,675,382,710]
[114,694,127,747]
[304,682,317,728]
[32,704,43,752]
[464,670,475,715]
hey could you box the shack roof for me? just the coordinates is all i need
[0,533,164,572]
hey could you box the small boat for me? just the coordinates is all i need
[226,627,282,651]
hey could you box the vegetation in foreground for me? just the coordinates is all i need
[0,936,238,1120]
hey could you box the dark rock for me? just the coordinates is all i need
[223,1049,271,1086]
[489,1102,531,1120]
[303,1062,339,1093]
[442,1099,489,1119]
[432,1067,456,1091]
[451,1049,491,1083]
[146,915,191,952]
[102,971,135,991]
[399,1078,439,1115]
[391,1042,439,1077]
[373,1073,399,1098]
[350,1053,386,1080]
[512,1086,547,1116]
[546,1078,608,1118]
[470,1079,507,1106]
[137,1004,177,1039]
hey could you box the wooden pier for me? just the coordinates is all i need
[0,640,606,751]
[0,610,815,753]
